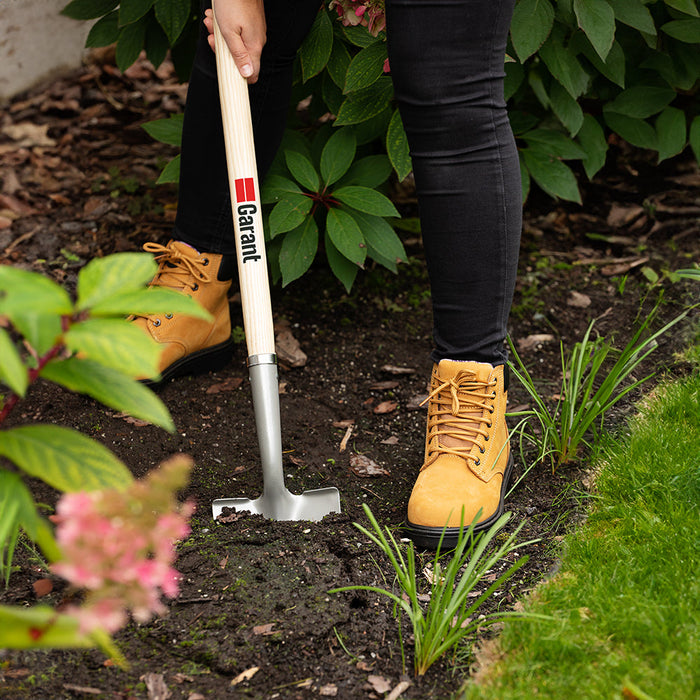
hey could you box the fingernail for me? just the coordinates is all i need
[241,64,253,78]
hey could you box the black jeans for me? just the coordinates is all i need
[175,0,521,366]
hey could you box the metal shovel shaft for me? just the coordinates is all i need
[211,357,341,521]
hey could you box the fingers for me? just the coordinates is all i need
[204,7,265,84]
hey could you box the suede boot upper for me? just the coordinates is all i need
[132,240,233,379]
[407,359,511,530]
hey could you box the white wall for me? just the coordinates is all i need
[0,0,91,102]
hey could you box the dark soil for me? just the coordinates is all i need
[1,54,698,699]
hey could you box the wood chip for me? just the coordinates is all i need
[319,684,338,696]
[32,578,53,597]
[373,400,398,414]
[517,334,555,352]
[230,666,260,686]
[387,679,412,700]
[206,377,243,394]
[566,290,591,308]
[253,623,276,635]
[606,203,644,228]
[367,675,392,694]
[275,325,307,368]
[140,673,171,700]
[349,454,389,477]
[368,380,399,390]
[381,364,415,375]
[332,419,354,428]
[381,436,399,445]
[406,393,429,410]
[62,685,103,695]
[339,425,353,453]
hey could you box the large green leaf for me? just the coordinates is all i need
[0,265,72,317]
[344,41,388,94]
[577,114,608,179]
[144,19,170,69]
[156,154,181,184]
[0,472,61,569]
[519,157,531,203]
[604,111,658,150]
[154,0,190,44]
[0,605,91,649]
[63,319,160,377]
[521,148,582,203]
[0,425,132,492]
[261,175,303,204]
[510,0,556,62]
[300,9,333,81]
[521,129,586,158]
[539,31,590,98]
[10,314,63,357]
[85,10,120,47]
[333,186,399,217]
[339,155,393,188]
[326,208,367,266]
[268,194,313,236]
[661,18,700,43]
[608,0,656,35]
[285,151,320,192]
[325,233,359,292]
[89,287,210,320]
[605,86,675,118]
[690,115,700,163]
[335,78,394,126]
[655,107,686,162]
[119,0,153,26]
[77,253,157,311]
[115,16,148,72]
[664,0,699,17]
[141,114,184,146]
[387,109,412,181]
[61,0,118,20]
[41,357,174,432]
[345,209,407,273]
[549,81,585,135]
[280,218,319,286]
[0,328,27,397]
[327,38,352,88]
[321,128,357,186]
[574,0,616,60]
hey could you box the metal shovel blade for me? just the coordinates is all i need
[212,487,341,521]
[212,358,341,522]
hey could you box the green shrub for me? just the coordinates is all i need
[62,0,700,288]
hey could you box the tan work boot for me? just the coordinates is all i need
[133,240,235,384]
[406,360,513,549]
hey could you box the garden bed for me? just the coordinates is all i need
[0,54,698,699]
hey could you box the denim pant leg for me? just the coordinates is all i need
[386,0,522,365]
[174,0,320,255]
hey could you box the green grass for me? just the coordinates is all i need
[463,371,700,700]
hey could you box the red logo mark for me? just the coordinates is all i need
[235,178,256,203]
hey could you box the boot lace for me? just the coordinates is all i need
[420,370,496,469]
[142,242,212,292]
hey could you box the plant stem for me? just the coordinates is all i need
[0,343,63,425]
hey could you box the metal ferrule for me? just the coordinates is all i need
[247,353,277,368]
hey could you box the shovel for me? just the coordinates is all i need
[210,12,341,522]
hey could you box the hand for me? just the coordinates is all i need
[204,0,266,84]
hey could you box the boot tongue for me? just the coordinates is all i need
[435,360,493,453]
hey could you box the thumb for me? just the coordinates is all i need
[225,32,255,81]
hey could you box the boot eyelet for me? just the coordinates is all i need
[485,435,490,441]
[164,313,173,319]
[192,283,199,291]
[202,258,209,266]
[480,446,485,453]
[152,318,161,327]
[475,458,481,466]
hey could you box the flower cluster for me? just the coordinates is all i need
[50,456,194,634]
[329,0,386,37]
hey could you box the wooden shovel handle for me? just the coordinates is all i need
[212,12,275,358]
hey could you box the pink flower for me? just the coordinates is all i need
[50,456,194,636]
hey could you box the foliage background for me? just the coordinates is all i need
[62,0,700,288]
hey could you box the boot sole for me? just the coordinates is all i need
[404,453,515,551]
[142,338,236,387]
